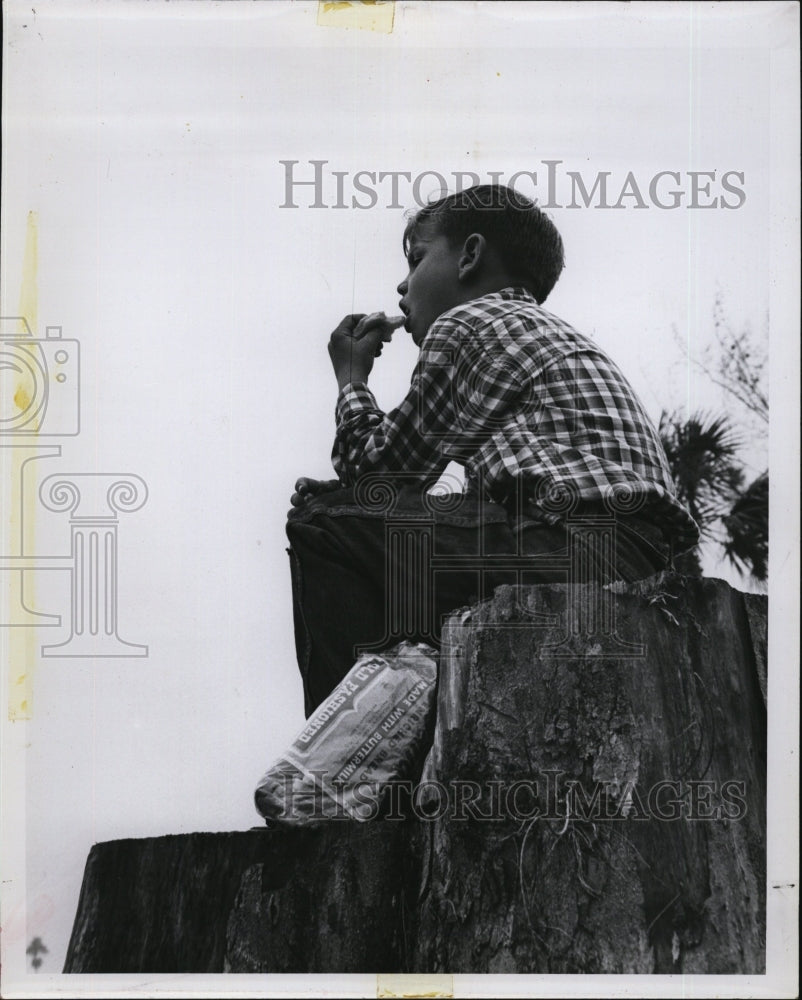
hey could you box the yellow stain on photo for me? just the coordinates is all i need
[317,0,395,34]
[7,211,40,721]
[376,974,454,998]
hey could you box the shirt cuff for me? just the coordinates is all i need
[335,382,383,423]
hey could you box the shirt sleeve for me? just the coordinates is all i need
[332,313,531,487]
[332,320,463,486]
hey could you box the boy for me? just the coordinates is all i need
[287,185,698,716]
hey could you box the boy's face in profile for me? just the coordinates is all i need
[398,219,466,346]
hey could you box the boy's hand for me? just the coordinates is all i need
[290,477,341,507]
[328,313,392,391]
[352,311,405,344]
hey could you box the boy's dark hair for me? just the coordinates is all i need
[403,184,565,304]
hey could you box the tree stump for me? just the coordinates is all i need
[416,572,766,973]
[64,573,766,975]
[64,825,410,973]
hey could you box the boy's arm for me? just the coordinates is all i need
[329,310,530,487]
[331,322,463,486]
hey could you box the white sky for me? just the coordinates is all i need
[1,2,798,995]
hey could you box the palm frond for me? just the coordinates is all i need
[722,472,769,582]
[659,409,745,534]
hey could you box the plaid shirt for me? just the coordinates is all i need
[333,287,699,551]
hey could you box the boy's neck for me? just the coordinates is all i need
[459,274,531,303]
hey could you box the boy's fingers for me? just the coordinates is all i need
[292,479,317,504]
[352,313,381,340]
[292,478,341,500]
[332,314,366,340]
[356,325,387,361]
[353,312,405,341]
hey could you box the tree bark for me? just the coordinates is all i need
[64,826,410,973]
[416,572,766,973]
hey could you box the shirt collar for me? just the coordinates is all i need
[485,286,539,305]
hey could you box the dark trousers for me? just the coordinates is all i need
[286,487,670,716]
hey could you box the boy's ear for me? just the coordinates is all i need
[457,233,487,282]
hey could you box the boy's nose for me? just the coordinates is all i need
[397,277,408,295]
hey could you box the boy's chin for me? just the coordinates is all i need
[408,316,428,345]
